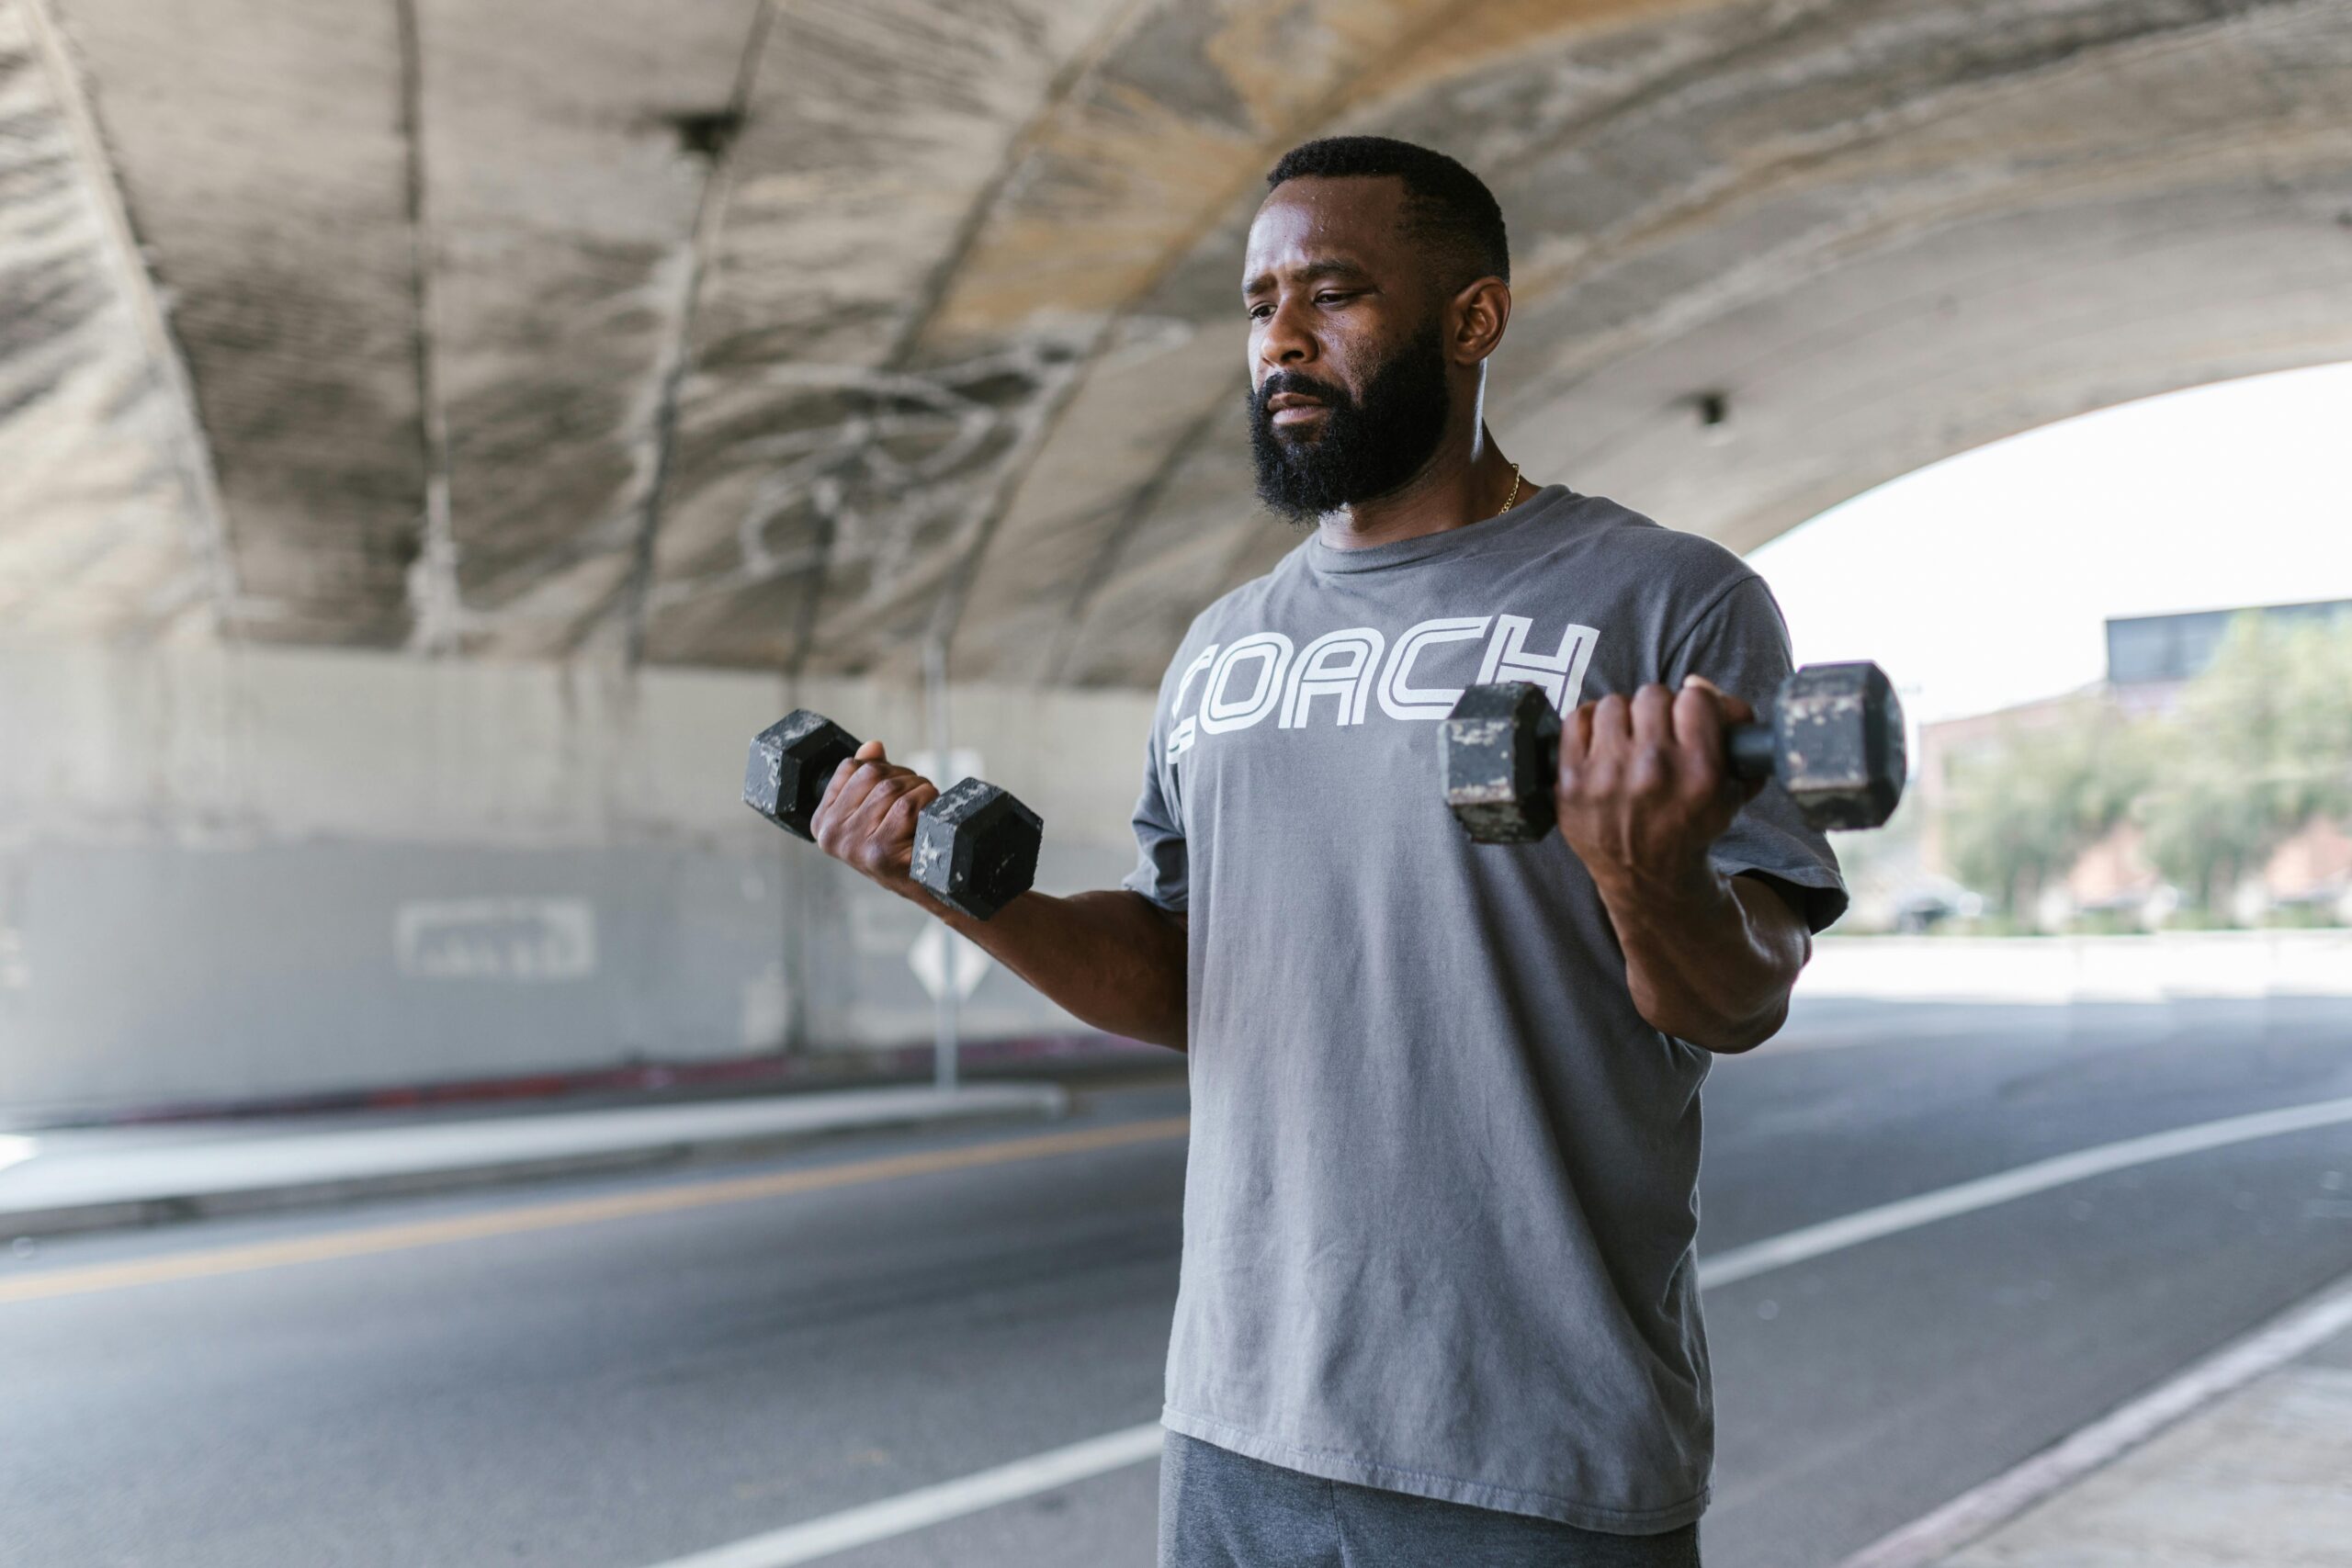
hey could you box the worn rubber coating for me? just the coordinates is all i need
[744,709,862,841]
[1442,682,1563,843]
[1769,660,1907,829]
[910,777,1045,920]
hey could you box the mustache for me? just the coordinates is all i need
[1255,370,1351,413]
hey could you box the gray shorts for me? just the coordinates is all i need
[1158,1432,1703,1568]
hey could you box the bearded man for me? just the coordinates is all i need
[811,135,1847,1567]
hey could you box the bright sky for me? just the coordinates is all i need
[1747,360,2352,727]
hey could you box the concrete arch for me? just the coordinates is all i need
[952,0,2352,686]
[3,0,2346,685]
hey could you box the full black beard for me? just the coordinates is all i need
[1247,321,1452,525]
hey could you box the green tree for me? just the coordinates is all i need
[2137,615,2352,915]
[1943,698,2149,921]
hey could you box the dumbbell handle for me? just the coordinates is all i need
[1532,715,1775,783]
[1726,718,1779,782]
[811,749,855,803]
[1560,705,1832,788]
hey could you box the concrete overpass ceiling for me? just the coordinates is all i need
[0,0,236,642]
[3,0,2346,681]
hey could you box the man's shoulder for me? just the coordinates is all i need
[1558,491,1758,597]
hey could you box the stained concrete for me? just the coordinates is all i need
[0,0,221,641]
[0,637,1153,1116]
[4,0,2346,679]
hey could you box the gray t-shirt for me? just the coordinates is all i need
[1123,485,1846,1535]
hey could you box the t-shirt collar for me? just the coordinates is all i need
[1302,484,1579,575]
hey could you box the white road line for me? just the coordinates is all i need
[1697,1092,2352,1289]
[642,1424,1166,1568]
[1833,1269,2352,1568]
[643,1092,2352,1568]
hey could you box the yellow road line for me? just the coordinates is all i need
[0,1115,1190,1307]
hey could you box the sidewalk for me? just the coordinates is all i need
[1848,1272,2352,1568]
[1931,1314,2352,1567]
[0,1082,1069,1240]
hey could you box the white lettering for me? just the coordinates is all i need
[1476,615,1600,711]
[1376,616,1491,720]
[1167,715,1197,761]
[1199,633,1295,733]
[1173,643,1220,714]
[1281,626,1385,728]
[394,899,596,982]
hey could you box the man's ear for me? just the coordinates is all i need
[1450,276,1511,364]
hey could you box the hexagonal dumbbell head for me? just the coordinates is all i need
[744,709,861,841]
[910,777,1044,920]
[1442,682,1564,843]
[1736,660,1907,830]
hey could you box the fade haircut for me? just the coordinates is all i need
[1264,135,1510,294]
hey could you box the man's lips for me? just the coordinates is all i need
[1264,390,1329,426]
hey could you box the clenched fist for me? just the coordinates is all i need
[1555,675,1766,899]
[809,739,943,904]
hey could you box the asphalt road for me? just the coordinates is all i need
[6,996,2352,1568]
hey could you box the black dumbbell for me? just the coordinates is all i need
[744,710,1043,919]
[1439,661,1906,842]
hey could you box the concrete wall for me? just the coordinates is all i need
[0,637,1156,1117]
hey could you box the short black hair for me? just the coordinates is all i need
[1265,135,1509,291]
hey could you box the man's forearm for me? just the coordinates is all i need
[935,888,1189,1051]
[1592,864,1806,1053]
[802,740,1188,1051]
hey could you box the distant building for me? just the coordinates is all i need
[2105,598,2352,715]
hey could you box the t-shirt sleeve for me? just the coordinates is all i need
[1120,668,1190,915]
[1664,575,1850,933]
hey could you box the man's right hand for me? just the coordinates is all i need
[809,739,942,905]
[807,737,1188,1049]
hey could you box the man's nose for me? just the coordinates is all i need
[1258,299,1317,368]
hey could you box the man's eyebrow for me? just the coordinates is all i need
[1240,259,1375,297]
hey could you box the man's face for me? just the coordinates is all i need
[1241,176,1453,523]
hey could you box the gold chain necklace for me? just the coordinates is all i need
[1493,462,1523,518]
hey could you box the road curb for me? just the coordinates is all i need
[1,1083,1070,1241]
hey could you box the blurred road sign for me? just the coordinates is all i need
[909,925,990,1001]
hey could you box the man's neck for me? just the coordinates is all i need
[1314,423,1526,551]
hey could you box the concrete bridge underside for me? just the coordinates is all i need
[5,0,2348,685]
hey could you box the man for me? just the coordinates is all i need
[811,136,1844,1567]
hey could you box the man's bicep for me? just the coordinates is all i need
[1121,718,1191,915]
[1122,796,1189,914]
[1674,576,1852,932]
[1734,872,1812,957]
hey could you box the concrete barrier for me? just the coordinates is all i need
[0,637,1159,1119]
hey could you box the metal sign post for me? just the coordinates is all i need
[923,635,957,1093]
